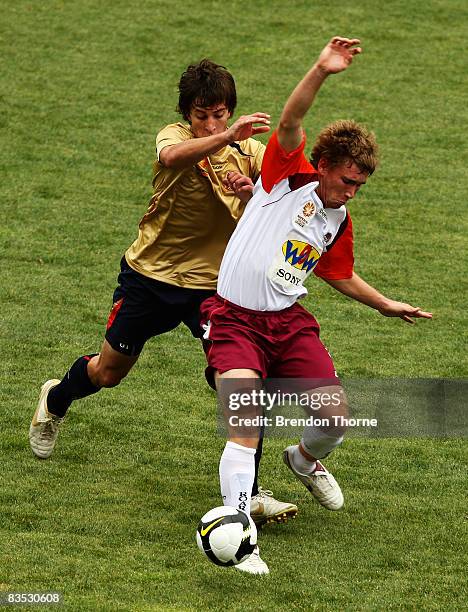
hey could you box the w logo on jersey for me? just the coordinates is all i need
[282,240,320,272]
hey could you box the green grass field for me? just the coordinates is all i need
[1,0,467,610]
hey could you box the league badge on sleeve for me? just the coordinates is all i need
[302,201,316,217]
[294,201,316,228]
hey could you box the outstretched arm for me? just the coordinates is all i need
[278,37,362,152]
[325,272,433,324]
[160,113,270,169]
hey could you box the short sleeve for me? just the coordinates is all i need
[261,129,313,193]
[314,214,354,280]
[156,123,192,161]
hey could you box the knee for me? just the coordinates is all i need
[95,368,128,388]
[315,387,349,432]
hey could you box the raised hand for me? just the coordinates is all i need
[226,112,270,142]
[317,37,362,75]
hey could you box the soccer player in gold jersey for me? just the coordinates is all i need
[30,59,298,529]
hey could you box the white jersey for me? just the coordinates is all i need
[217,131,354,311]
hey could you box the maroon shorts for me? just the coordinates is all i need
[200,294,339,389]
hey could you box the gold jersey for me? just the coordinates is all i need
[125,123,265,289]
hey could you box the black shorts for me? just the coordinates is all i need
[105,257,215,356]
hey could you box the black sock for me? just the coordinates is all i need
[252,432,264,497]
[47,354,100,418]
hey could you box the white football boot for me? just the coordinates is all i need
[235,546,269,575]
[283,445,344,510]
[29,379,62,459]
[250,487,298,527]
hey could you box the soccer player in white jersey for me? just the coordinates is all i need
[200,36,432,574]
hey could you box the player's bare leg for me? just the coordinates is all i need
[29,340,138,459]
[87,340,139,388]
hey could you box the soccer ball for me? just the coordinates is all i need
[196,506,257,566]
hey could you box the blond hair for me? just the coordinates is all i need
[311,120,379,174]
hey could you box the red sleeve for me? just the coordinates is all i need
[314,214,354,280]
[261,129,314,193]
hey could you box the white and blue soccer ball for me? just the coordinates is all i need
[196,506,257,566]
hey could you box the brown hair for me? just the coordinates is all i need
[176,59,237,121]
[311,120,379,174]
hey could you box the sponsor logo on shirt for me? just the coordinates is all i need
[268,238,322,292]
[197,159,227,181]
[276,268,303,286]
[282,240,321,273]
[318,208,328,222]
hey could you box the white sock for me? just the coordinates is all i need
[302,426,344,460]
[219,441,256,515]
[290,444,317,475]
